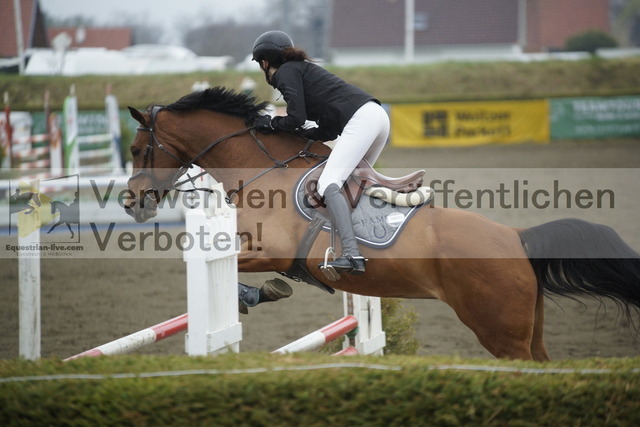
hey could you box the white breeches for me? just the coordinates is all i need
[317,101,390,196]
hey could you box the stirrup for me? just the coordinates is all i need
[319,246,341,282]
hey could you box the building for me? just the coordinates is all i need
[329,0,611,66]
[524,0,610,52]
[48,27,132,51]
[0,0,49,58]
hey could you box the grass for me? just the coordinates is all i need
[2,57,640,111]
[1,354,639,426]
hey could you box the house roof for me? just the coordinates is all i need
[48,27,133,50]
[331,0,519,49]
[0,0,49,57]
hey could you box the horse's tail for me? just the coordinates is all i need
[518,218,640,319]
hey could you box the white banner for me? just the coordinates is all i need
[105,94,124,174]
[63,95,79,173]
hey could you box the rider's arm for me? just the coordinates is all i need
[270,65,307,132]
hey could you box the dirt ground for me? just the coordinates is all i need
[1,139,639,360]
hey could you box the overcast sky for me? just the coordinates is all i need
[39,0,268,43]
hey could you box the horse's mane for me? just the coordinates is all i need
[163,86,269,124]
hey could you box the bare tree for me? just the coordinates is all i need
[182,20,273,62]
[181,0,330,62]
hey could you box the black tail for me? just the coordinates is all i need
[519,219,640,320]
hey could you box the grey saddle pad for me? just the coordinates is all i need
[293,162,430,249]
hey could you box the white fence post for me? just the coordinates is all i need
[183,182,242,356]
[343,293,386,355]
[18,179,41,360]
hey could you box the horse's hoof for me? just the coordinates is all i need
[238,301,248,315]
[259,278,293,302]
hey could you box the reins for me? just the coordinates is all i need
[131,105,326,203]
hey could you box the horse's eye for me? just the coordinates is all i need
[131,147,141,157]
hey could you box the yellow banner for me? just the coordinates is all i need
[391,100,550,147]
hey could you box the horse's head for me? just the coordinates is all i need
[125,106,187,223]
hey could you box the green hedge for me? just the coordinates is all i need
[1,354,639,426]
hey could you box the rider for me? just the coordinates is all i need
[251,30,390,276]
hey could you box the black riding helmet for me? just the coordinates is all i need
[252,30,294,63]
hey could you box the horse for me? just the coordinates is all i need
[48,199,79,238]
[124,87,640,361]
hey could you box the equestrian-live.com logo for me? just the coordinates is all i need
[8,174,80,243]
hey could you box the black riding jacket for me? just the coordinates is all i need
[268,60,378,141]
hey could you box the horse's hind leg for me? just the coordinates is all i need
[443,259,538,360]
[65,222,75,239]
[531,290,550,361]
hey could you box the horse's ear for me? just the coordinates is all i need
[128,106,146,126]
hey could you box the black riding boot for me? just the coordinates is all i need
[320,184,366,275]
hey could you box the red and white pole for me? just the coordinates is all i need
[64,313,188,361]
[272,315,358,354]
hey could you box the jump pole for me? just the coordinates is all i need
[65,179,241,360]
[64,314,187,361]
[272,293,387,356]
[272,315,359,354]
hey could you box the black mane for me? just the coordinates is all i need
[163,86,269,123]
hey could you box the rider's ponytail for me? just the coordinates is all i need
[282,47,312,63]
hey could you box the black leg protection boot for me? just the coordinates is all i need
[320,184,366,275]
[238,280,293,314]
[238,283,260,314]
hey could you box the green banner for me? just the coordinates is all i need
[550,96,640,139]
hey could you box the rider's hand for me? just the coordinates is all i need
[301,126,336,142]
[254,115,275,133]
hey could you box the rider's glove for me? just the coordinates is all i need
[254,115,275,133]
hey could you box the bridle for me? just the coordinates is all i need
[128,105,326,203]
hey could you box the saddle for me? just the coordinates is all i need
[282,160,432,294]
[304,159,427,209]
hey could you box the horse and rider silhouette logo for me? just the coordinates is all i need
[9,177,80,241]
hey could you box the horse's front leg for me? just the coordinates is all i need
[237,279,293,314]
[47,221,62,234]
[234,243,294,313]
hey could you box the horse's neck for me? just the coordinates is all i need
[193,122,323,186]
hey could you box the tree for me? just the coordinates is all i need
[182,20,272,63]
[565,30,619,54]
[612,0,640,46]
[180,0,330,62]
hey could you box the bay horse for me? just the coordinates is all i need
[125,87,640,361]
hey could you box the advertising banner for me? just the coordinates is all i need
[391,100,549,147]
[550,96,640,139]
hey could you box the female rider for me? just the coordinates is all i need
[251,30,390,276]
